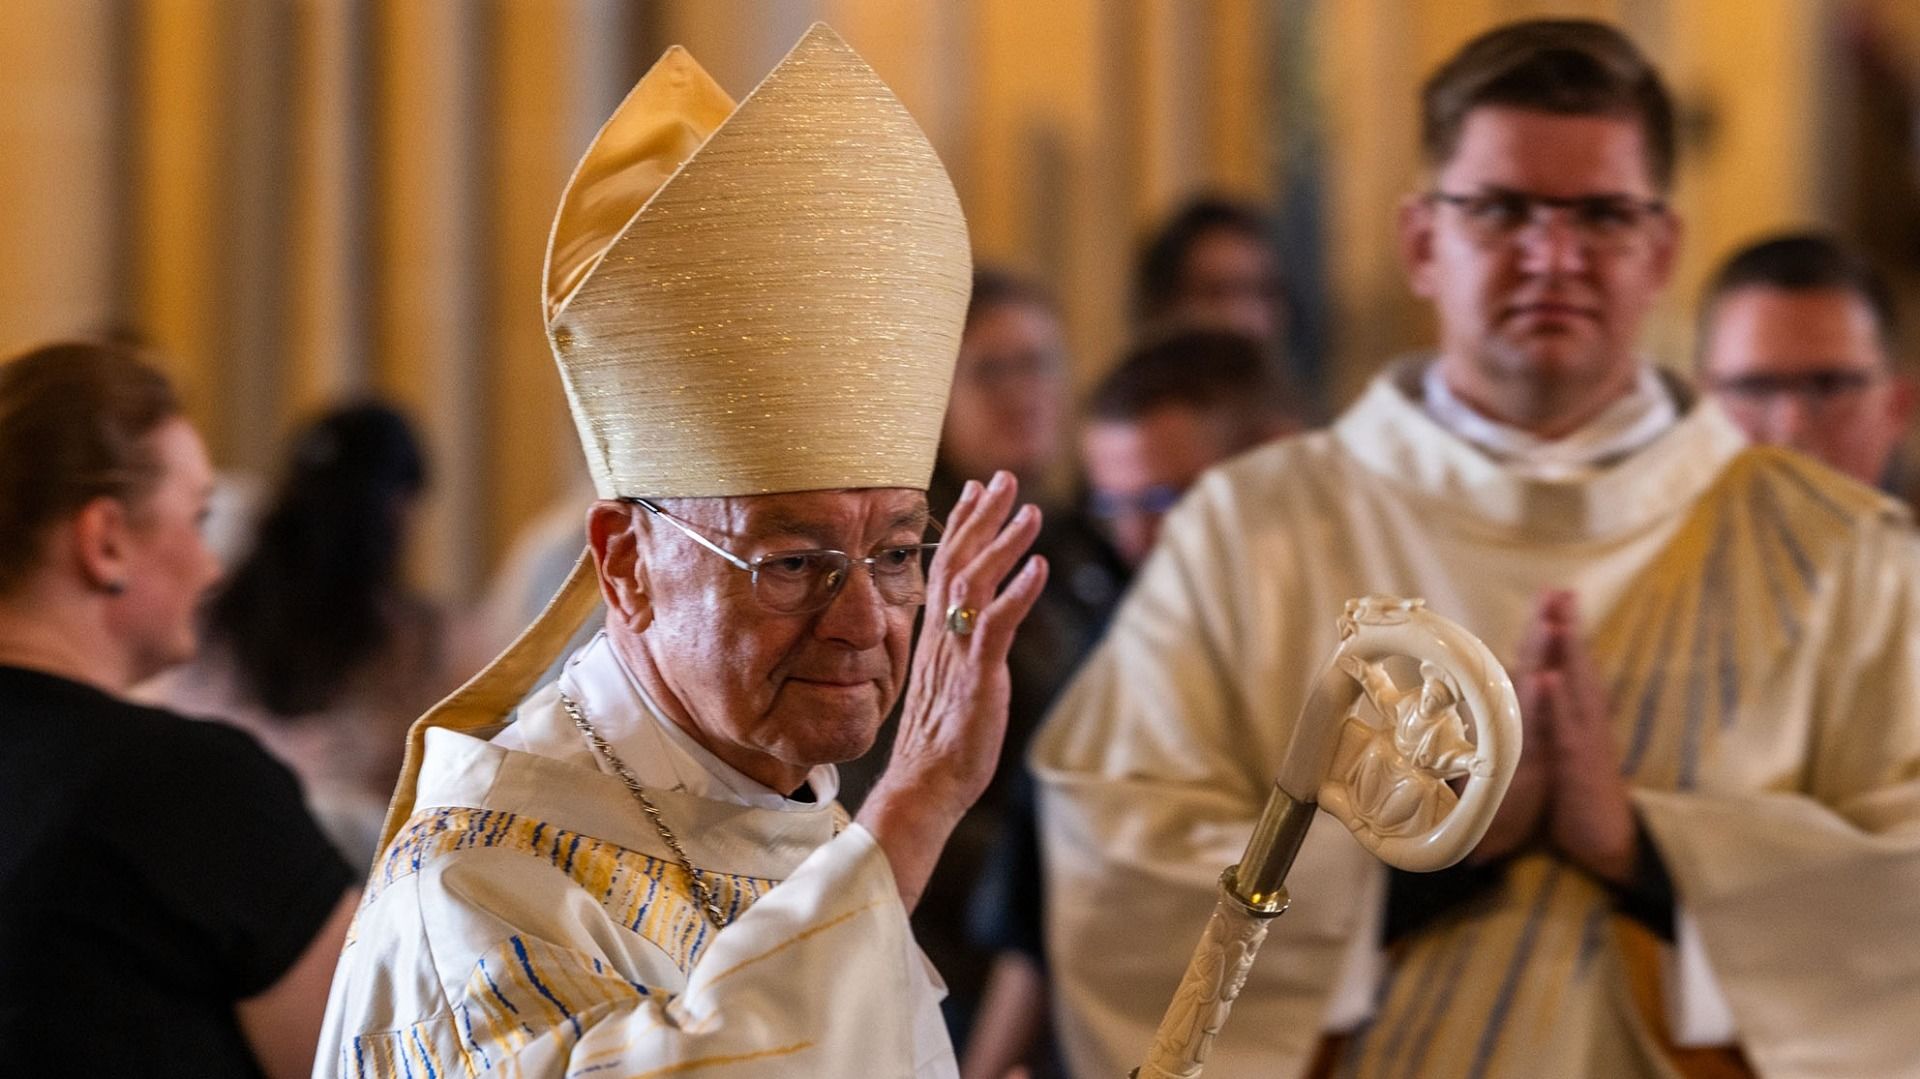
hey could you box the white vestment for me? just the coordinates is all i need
[317,633,954,1077]
[1033,364,1920,1078]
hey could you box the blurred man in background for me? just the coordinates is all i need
[1136,196,1290,346]
[1697,231,1916,492]
[1082,328,1298,567]
[846,268,1128,1055]
[961,327,1296,1079]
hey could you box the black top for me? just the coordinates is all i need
[0,665,356,1077]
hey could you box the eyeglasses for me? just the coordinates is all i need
[631,499,940,615]
[1428,189,1668,252]
[1709,369,1882,405]
[1088,483,1184,521]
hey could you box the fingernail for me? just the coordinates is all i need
[990,471,1011,493]
[960,479,979,502]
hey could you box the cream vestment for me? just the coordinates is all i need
[316,635,952,1077]
[1033,363,1920,1078]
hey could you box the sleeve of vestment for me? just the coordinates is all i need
[1029,471,1376,1079]
[112,717,355,997]
[1633,521,1920,1078]
[327,822,949,1078]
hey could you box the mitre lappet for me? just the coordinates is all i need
[376,23,972,850]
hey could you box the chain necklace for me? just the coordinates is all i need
[559,691,729,929]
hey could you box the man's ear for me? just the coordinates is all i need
[587,501,653,633]
[1396,192,1438,299]
[70,496,132,596]
[1887,373,1919,429]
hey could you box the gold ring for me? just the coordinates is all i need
[945,604,979,637]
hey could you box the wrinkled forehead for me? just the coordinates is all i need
[656,487,930,543]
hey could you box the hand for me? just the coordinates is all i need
[1470,596,1557,863]
[856,471,1048,910]
[1531,591,1638,886]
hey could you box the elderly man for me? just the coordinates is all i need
[317,28,1045,1077]
[1035,19,1920,1079]
[1698,232,1917,490]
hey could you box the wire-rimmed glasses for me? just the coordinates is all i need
[631,498,940,615]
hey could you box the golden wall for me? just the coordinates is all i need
[0,1,1893,593]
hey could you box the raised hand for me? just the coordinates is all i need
[856,471,1048,910]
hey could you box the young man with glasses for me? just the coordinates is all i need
[317,29,1044,1078]
[1697,232,1917,491]
[1035,19,1920,1079]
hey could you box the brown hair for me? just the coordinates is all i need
[1699,232,1900,358]
[1422,20,1677,191]
[1087,328,1295,451]
[0,340,183,592]
[967,266,1055,329]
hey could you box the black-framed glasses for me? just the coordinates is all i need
[1428,188,1668,252]
[630,498,940,615]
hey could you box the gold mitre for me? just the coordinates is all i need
[371,26,968,858]
[544,23,971,499]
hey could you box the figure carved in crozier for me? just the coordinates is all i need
[1324,656,1490,839]
[1145,904,1270,1078]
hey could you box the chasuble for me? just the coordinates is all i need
[1033,363,1920,1078]
[316,635,953,1077]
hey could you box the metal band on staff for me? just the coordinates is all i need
[1136,596,1522,1078]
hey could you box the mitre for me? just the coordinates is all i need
[374,25,969,855]
[544,22,971,498]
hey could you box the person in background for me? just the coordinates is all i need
[1696,231,1917,491]
[0,340,357,1078]
[939,269,1074,499]
[1082,328,1298,568]
[1136,195,1289,346]
[961,327,1296,1079]
[161,402,458,869]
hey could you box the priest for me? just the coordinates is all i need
[1034,19,1920,1079]
[316,26,1045,1078]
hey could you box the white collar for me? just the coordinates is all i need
[495,631,838,812]
[1420,360,1679,481]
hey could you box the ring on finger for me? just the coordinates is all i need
[945,603,979,637]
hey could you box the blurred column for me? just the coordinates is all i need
[965,0,1132,395]
[370,0,484,595]
[129,0,231,450]
[287,0,372,419]
[220,0,296,470]
[1204,0,1274,198]
[1663,0,1820,356]
[0,1,121,357]
[480,0,631,571]
[1124,0,1210,220]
